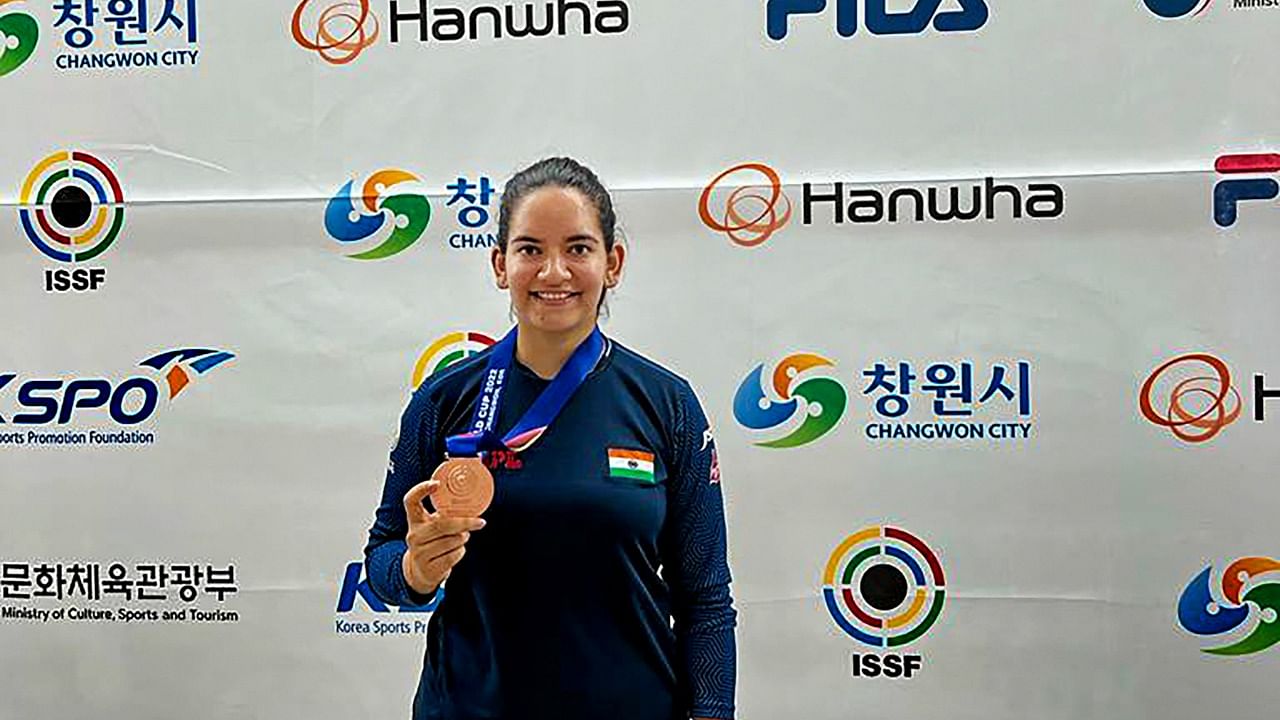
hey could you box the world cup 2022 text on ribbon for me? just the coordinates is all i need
[430,327,605,517]
[444,326,607,459]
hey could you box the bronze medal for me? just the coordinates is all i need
[431,457,494,517]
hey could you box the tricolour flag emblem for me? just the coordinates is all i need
[608,448,656,484]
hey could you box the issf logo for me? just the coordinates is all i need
[19,150,125,292]
[325,169,431,260]
[1213,153,1280,228]
[0,1,38,77]
[733,353,847,448]
[412,331,496,388]
[767,0,989,40]
[823,525,945,679]
[0,348,234,447]
[1177,556,1280,656]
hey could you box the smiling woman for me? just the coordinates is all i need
[490,159,625,377]
[364,157,738,720]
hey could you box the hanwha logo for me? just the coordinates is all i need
[822,525,946,649]
[698,162,792,247]
[19,151,125,263]
[291,0,379,65]
[1139,353,1241,443]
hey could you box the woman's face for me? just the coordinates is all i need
[492,186,624,339]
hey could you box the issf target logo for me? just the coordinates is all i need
[0,1,38,77]
[18,150,124,292]
[325,169,431,260]
[823,525,945,678]
[1177,556,1280,656]
[733,353,846,448]
[411,331,496,388]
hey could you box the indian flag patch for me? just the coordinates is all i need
[608,448,656,484]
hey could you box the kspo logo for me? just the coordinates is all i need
[822,525,946,679]
[1139,352,1280,444]
[335,561,441,637]
[336,561,441,613]
[767,0,989,40]
[0,348,233,426]
[1214,153,1280,228]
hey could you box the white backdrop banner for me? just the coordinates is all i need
[2,1,1279,719]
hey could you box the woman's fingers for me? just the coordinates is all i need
[421,546,467,582]
[410,531,471,560]
[402,480,440,524]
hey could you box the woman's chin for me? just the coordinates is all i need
[523,310,592,336]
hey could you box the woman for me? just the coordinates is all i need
[364,157,737,720]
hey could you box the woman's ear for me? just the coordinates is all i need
[605,241,625,288]
[491,246,509,289]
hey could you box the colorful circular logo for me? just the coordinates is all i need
[1178,557,1280,656]
[0,2,38,77]
[699,162,792,247]
[412,331,496,388]
[291,0,379,65]
[1139,353,1241,443]
[325,169,431,260]
[733,353,846,448]
[1143,0,1212,18]
[823,526,946,649]
[19,151,125,263]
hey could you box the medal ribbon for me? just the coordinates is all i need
[445,325,605,458]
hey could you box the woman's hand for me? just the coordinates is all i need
[401,479,486,596]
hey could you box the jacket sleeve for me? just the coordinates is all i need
[661,380,738,719]
[363,386,443,607]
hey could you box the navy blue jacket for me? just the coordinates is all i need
[365,337,737,720]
